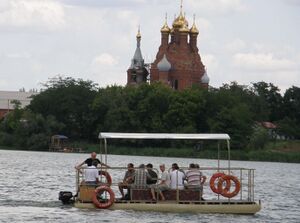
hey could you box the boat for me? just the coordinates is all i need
[59,132,261,214]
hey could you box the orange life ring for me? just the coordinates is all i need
[99,170,112,186]
[209,172,231,194]
[92,186,115,209]
[217,175,241,198]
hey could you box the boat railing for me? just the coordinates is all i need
[76,166,257,203]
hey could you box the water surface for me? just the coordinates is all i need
[0,150,299,222]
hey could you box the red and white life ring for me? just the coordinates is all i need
[92,186,115,209]
[217,175,241,198]
[98,170,112,186]
[209,172,231,194]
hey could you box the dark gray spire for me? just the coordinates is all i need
[130,28,144,69]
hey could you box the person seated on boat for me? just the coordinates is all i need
[83,160,99,186]
[75,152,109,170]
[195,163,207,187]
[118,163,135,199]
[185,163,202,190]
[131,164,151,189]
[150,164,170,201]
[170,163,185,190]
[146,163,158,185]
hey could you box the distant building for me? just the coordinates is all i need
[127,28,149,86]
[127,2,209,90]
[0,91,37,119]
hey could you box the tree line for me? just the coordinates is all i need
[0,76,299,151]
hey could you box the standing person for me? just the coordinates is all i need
[118,163,135,199]
[83,160,99,185]
[151,164,170,201]
[76,152,109,170]
[170,163,185,190]
[146,163,158,185]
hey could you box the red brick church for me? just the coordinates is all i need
[127,3,209,90]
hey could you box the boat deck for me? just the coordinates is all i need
[75,199,261,214]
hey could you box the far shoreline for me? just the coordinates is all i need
[1,144,299,164]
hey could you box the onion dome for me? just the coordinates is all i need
[201,69,210,84]
[157,54,171,72]
[190,15,199,34]
[161,23,171,33]
[172,12,188,29]
[172,1,188,29]
[161,14,171,33]
[179,23,189,33]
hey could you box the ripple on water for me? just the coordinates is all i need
[0,150,300,223]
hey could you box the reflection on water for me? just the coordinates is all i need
[0,150,299,222]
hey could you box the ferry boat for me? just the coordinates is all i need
[59,132,261,214]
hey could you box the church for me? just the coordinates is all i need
[127,3,209,90]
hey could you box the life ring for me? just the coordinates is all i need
[99,170,112,186]
[217,175,241,198]
[209,172,231,194]
[92,186,115,209]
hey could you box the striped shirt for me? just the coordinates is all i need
[186,169,202,187]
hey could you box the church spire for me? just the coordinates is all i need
[161,13,171,33]
[190,14,199,34]
[130,27,144,69]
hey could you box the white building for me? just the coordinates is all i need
[0,91,37,118]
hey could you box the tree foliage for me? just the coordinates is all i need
[0,77,299,151]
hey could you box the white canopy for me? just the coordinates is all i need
[98,132,230,140]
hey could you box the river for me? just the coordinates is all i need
[0,150,299,223]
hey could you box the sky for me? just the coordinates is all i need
[0,0,299,93]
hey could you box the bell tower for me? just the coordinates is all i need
[127,28,149,85]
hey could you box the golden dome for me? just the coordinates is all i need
[190,15,199,34]
[172,12,188,29]
[161,14,170,33]
[161,23,171,33]
[179,23,189,33]
[172,0,188,29]
[190,23,199,34]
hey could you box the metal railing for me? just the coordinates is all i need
[75,166,257,203]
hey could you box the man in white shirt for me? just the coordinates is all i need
[150,164,170,201]
[84,160,99,185]
[170,163,185,190]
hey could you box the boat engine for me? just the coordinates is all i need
[59,191,74,204]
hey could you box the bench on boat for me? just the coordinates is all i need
[131,188,203,201]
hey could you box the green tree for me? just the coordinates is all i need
[29,76,98,139]
[252,82,283,122]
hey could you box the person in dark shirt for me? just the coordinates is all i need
[146,163,158,185]
[76,152,109,170]
[118,163,135,199]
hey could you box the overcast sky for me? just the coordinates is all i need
[0,0,299,93]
